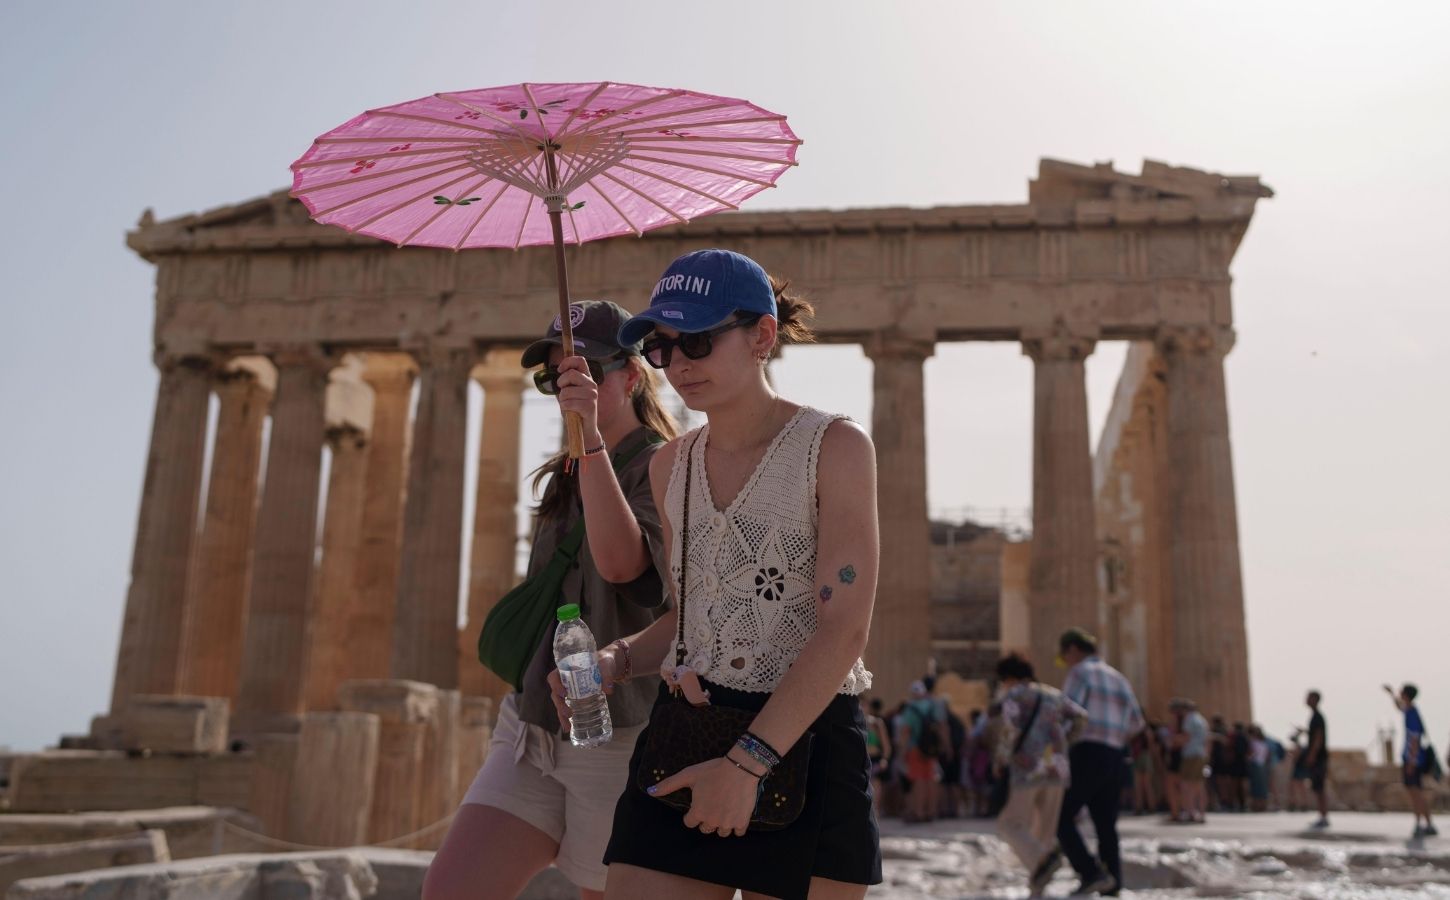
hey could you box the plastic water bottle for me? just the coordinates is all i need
[554,604,613,748]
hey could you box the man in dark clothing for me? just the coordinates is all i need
[1304,691,1330,829]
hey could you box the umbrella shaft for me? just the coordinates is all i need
[549,206,585,459]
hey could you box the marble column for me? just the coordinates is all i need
[1023,325,1099,683]
[1158,325,1251,721]
[235,347,333,734]
[459,350,527,699]
[177,363,273,704]
[304,423,370,710]
[352,355,418,681]
[391,345,472,688]
[862,331,935,706]
[110,352,215,713]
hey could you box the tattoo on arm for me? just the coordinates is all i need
[838,565,856,585]
[819,585,833,602]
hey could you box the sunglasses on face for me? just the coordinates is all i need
[641,316,761,369]
[532,356,629,396]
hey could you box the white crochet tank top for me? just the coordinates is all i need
[665,406,873,695]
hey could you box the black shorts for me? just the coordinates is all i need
[604,681,883,900]
[1405,761,1429,788]
[1167,750,1183,774]
[1309,762,1328,793]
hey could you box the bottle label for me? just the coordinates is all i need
[558,651,602,699]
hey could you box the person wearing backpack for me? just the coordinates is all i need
[425,301,678,900]
[1385,682,1438,838]
[899,680,948,823]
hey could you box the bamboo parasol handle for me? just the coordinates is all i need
[548,204,585,459]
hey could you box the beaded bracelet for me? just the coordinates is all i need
[735,732,782,771]
[607,638,633,683]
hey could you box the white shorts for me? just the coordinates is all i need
[461,693,643,892]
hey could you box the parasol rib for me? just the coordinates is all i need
[614,162,738,209]
[625,145,799,166]
[551,81,610,136]
[354,170,476,231]
[431,93,542,143]
[567,100,730,141]
[512,190,533,249]
[584,177,642,236]
[626,154,775,186]
[625,135,801,145]
[295,145,480,167]
[398,175,494,246]
[557,89,686,141]
[613,114,787,136]
[369,109,517,139]
[452,182,512,251]
[294,155,475,194]
[520,83,555,143]
[311,163,476,217]
[599,171,689,223]
[314,135,489,144]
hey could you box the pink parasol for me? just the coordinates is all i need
[290,81,800,455]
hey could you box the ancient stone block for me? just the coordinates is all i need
[0,829,169,895]
[455,696,493,796]
[0,807,259,860]
[118,695,229,754]
[287,712,379,847]
[247,735,299,840]
[338,680,437,846]
[7,753,201,813]
[7,851,377,900]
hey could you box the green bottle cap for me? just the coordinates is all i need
[557,603,582,622]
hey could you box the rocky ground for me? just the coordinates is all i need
[874,812,1450,898]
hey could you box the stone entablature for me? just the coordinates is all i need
[129,159,1270,358]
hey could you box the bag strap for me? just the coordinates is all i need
[555,432,664,563]
[1012,690,1044,755]
[673,433,698,667]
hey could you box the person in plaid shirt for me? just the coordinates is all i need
[1054,627,1144,897]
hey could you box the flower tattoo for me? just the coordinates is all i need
[819,585,833,602]
[838,565,857,585]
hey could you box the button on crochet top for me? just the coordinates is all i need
[665,406,873,695]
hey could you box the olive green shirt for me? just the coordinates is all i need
[516,427,671,731]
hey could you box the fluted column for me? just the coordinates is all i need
[391,344,472,688]
[352,355,418,680]
[460,349,527,699]
[1023,325,1099,682]
[178,363,273,704]
[863,331,934,706]
[110,352,216,713]
[304,424,370,710]
[235,347,333,734]
[1158,325,1251,721]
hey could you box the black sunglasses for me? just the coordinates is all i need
[641,316,761,369]
[532,356,629,396]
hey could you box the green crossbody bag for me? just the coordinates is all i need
[476,436,659,692]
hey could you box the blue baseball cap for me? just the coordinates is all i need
[617,249,777,346]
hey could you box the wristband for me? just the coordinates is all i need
[607,638,633,683]
[735,732,782,771]
[583,441,607,457]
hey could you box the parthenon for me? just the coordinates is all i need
[110,157,1270,748]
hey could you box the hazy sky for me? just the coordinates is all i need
[2,1,1447,758]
